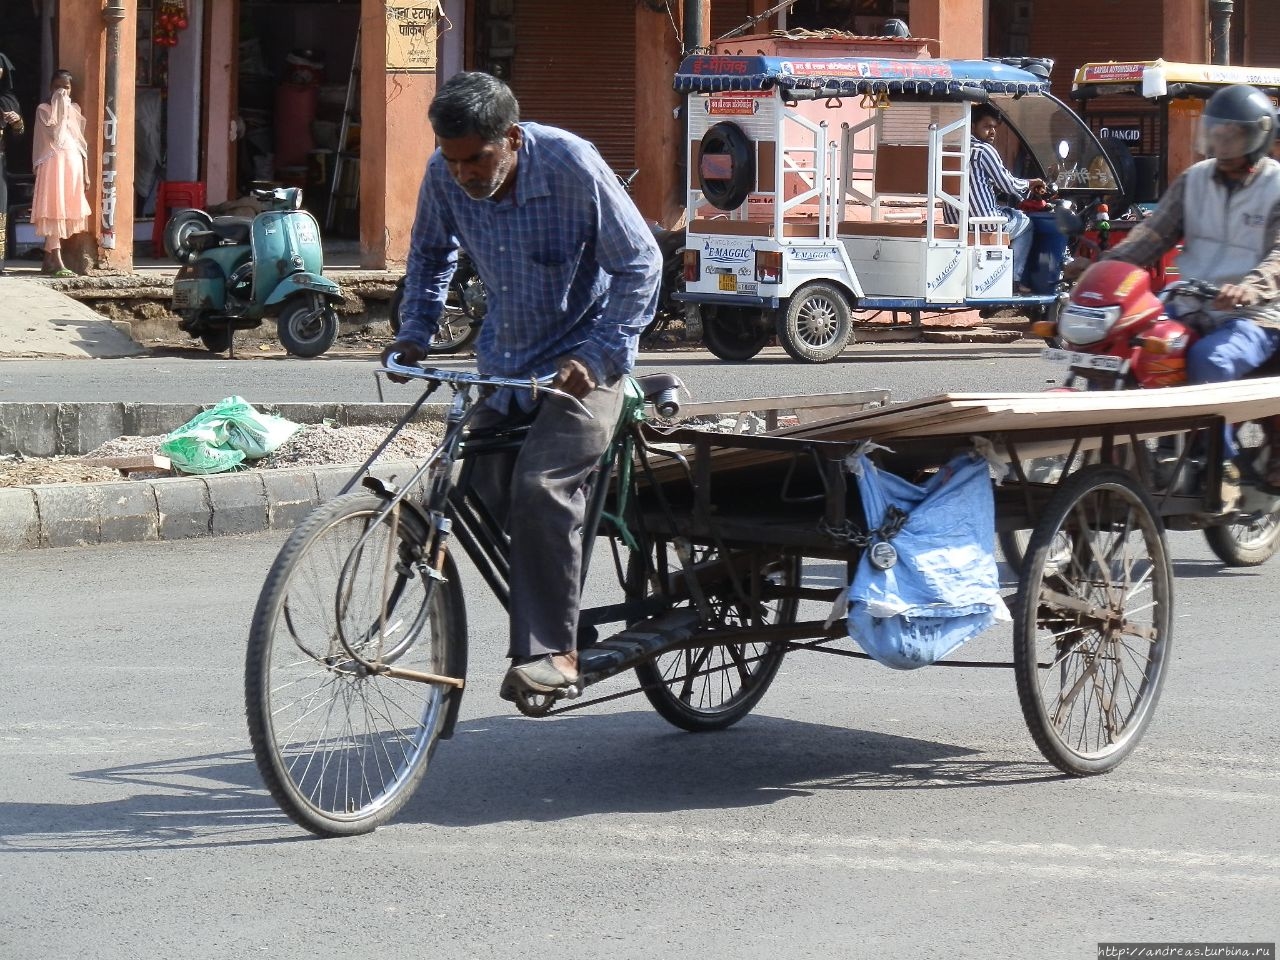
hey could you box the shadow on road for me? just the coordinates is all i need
[400,710,1061,828]
[0,712,1060,849]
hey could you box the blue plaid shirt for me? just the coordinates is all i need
[398,123,661,401]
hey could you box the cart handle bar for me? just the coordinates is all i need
[378,355,593,418]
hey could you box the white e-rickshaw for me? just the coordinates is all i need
[674,54,1122,362]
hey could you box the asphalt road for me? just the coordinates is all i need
[2,345,1274,958]
[1,528,1276,960]
[0,341,1063,405]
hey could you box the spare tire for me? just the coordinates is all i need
[163,208,213,263]
[698,121,755,211]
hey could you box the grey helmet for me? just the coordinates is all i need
[1196,84,1278,164]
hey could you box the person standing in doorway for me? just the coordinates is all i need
[31,69,90,277]
[0,53,25,275]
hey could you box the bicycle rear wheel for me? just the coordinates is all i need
[245,492,466,836]
[628,542,796,731]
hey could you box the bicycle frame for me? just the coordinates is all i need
[353,364,671,649]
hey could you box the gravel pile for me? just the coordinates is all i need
[261,423,442,468]
[0,422,444,487]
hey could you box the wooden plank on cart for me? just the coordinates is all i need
[643,377,1280,480]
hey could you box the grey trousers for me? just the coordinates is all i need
[468,377,624,659]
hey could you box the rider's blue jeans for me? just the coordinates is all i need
[1187,317,1280,456]
[1003,207,1033,286]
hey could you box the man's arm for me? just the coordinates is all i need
[1239,196,1280,304]
[973,140,1030,199]
[566,152,661,386]
[396,159,460,352]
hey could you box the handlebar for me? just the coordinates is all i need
[1160,279,1222,303]
[377,355,594,418]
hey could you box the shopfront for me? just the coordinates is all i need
[39,0,1275,273]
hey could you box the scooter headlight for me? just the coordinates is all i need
[1058,302,1121,346]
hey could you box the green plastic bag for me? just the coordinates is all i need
[159,396,301,475]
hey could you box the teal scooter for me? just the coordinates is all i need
[165,187,342,357]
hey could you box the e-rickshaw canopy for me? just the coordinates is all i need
[674,55,1052,98]
[1072,60,1280,101]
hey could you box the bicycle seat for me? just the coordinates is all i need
[634,372,683,402]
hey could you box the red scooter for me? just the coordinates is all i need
[1016,260,1280,567]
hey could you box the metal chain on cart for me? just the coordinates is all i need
[818,504,909,569]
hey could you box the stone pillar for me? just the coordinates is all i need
[58,0,136,272]
[203,0,238,205]
[359,0,436,269]
[1164,0,1208,185]
[910,0,985,59]
[633,1,686,226]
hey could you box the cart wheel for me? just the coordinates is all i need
[702,307,772,362]
[1013,465,1172,775]
[245,493,467,836]
[777,282,853,364]
[625,543,797,731]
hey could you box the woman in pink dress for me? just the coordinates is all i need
[31,69,90,277]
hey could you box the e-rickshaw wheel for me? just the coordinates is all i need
[245,492,467,836]
[625,543,797,731]
[1013,465,1172,776]
[777,282,853,364]
[702,306,772,362]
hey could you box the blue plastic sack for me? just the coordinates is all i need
[847,452,1009,670]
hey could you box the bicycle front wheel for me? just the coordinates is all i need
[246,492,467,836]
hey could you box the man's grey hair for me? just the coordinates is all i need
[429,71,520,142]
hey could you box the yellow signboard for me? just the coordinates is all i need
[385,1,441,73]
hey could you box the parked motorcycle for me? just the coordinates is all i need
[386,170,685,351]
[387,249,487,353]
[1014,260,1280,568]
[164,187,343,358]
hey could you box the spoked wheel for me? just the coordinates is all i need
[388,279,477,352]
[1204,420,1280,566]
[777,282,853,363]
[245,492,467,836]
[1013,466,1172,776]
[626,542,798,731]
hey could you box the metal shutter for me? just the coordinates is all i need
[511,0,636,174]
[711,0,752,44]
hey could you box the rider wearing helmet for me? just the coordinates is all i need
[1065,83,1280,481]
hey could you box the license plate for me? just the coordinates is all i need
[718,273,737,292]
[172,287,194,309]
[1041,347,1123,372]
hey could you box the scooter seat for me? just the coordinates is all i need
[207,216,253,244]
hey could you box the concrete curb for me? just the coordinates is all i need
[0,459,427,551]
[0,400,445,551]
[0,401,443,457]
